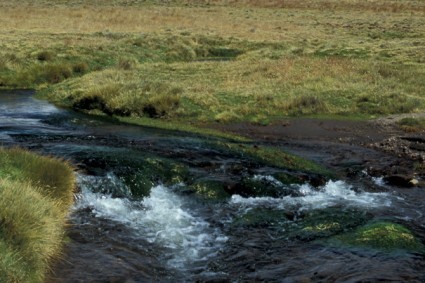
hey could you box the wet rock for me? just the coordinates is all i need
[327,221,424,252]
[231,208,290,228]
[187,179,230,201]
[67,230,89,244]
[273,172,304,185]
[383,174,417,187]
[409,178,419,186]
[288,208,372,241]
[226,177,289,198]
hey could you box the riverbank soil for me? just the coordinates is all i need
[210,116,425,187]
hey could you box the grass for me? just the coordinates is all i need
[397,117,425,132]
[0,0,422,124]
[0,1,422,173]
[0,147,75,283]
[0,0,421,183]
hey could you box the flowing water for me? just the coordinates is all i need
[1,90,425,282]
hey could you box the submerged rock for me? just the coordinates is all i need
[231,207,372,242]
[186,179,230,201]
[231,208,291,228]
[328,221,424,252]
[288,208,372,241]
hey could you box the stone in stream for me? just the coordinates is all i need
[383,174,419,188]
[231,207,372,242]
[327,221,424,253]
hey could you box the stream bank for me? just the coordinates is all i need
[1,90,425,282]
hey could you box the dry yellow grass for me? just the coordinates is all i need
[0,0,424,122]
[0,0,423,42]
[0,147,76,282]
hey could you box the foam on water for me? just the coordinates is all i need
[140,185,227,268]
[74,174,227,271]
[230,178,392,211]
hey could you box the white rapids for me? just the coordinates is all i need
[73,173,395,275]
[230,177,393,212]
[74,174,227,272]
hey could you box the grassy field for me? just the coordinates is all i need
[0,148,75,283]
[0,0,423,126]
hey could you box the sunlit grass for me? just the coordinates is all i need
[0,147,75,282]
[1,0,423,123]
[41,55,425,123]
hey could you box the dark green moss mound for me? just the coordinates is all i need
[69,146,190,198]
[186,178,230,201]
[273,172,305,186]
[289,208,372,241]
[232,208,290,228]
[120,158,189,198]
[227,177,292,198]
[328,221,424,252]
[231,207,372,242]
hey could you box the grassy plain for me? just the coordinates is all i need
[0,0,423,125]
[0,148,75,282]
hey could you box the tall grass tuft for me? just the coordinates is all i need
[36,51,54,62]
[0,147,76,282]
[0,147,75,206]
[285,95,329,115]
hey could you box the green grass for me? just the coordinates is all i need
[35,52,424,124]
[0,0,423,123]
[0,147,75,282]
[397,117,425,132]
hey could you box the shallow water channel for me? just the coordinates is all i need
[1,90,425,282]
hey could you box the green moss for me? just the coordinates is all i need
[291,208,371,241]
[73,147,190,198]
[232,208,289,228]
[273,172,305,185]
[117,116,249,142]
[231,208,371,242]
[212,142,332,176]
[229,176,298,198]
[329,222,424,252]
[186,179,230,201]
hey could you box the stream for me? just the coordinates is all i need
[1,90,425,282]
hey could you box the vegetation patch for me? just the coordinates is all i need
[69,146,190,198]
[232,208,290,228]
[397,117,425,132]
[231,207,371,242]
[186,178,230,201]
[328,221,424,252]
[0,147,75,282]
[291,208,372,241]
[213,141,331,176]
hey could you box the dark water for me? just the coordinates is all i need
[1,90,425,282]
